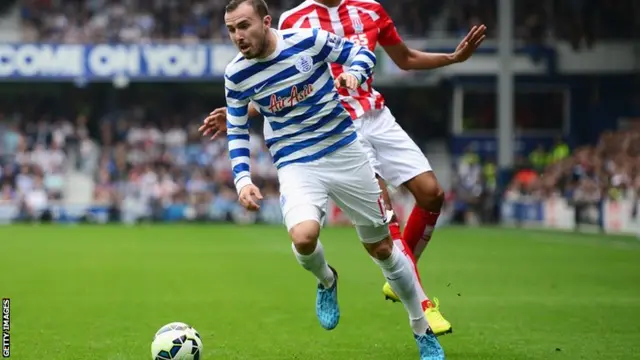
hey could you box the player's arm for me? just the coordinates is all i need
[225,76,264,210]
[384,43,455,70]
[200,103,259,140]
[376,6,486,70]
[314,28,376,86]
[224,76,253,193]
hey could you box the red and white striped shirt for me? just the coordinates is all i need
[278,0,402,120]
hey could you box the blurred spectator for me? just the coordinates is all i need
[0,183,15,202]
[528,144,548,172]
[549,137,570,164]
[22,175,51,221]
[451,146,490,225]
[93,170,116,205]
[572,177,602,228]
[512,156,538,192]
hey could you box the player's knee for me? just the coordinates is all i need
[407,171,445,210]
[289,220,321,255]
[356,223,391,259]
[425,183,445,209]
[363,236,394,260]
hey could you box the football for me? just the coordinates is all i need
[151,322,203,360]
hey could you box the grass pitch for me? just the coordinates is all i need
[2,225,640,360]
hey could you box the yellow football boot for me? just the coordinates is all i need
[383,283,453,337]
[425,298,453,336]
[382,282,400,302]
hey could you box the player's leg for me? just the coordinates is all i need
[364,108,451,336]
[377,175,418,265]
[278,165,340,331]
[403,172,444,259]
[365,108,445,260]
[288,218,334,288]
[377,175,433,309]
[355,120,427,305]
[324,142,444,360]
[361,234,443,359]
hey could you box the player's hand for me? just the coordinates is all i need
[198,107,228,140]
[238,184,263,211]
[334,73,359,90]
[452,25,487,63]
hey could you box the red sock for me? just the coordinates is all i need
[403,205,440,261]
[388,221,403,244]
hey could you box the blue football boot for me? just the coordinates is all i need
[316,265,340,330]
[414,329,445,360]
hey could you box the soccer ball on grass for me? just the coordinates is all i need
[151,322,203,360]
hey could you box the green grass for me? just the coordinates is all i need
[2,225,640,360]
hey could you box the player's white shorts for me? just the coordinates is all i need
[278,140,389,243]
[353,106,433,187]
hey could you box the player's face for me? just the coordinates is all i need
[225,3,272,59]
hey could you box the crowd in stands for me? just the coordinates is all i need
[0,99,280,222]
[4,99,639,224]
[508,128,640,204]
[91,111,279,221]
[19,0,638,44]
[0,81,452,223]
[451,124,640,225]
[0,114,75,219]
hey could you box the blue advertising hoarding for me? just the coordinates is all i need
[0,43,238,81]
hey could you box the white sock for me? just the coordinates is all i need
[373,245,429,335]
[393,239,430,306]
[292,241,335,288]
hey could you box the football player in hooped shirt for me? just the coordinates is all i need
[201,0,486,336]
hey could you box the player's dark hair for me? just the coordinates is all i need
[225,0,270,18]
